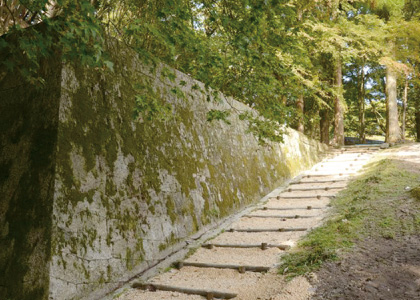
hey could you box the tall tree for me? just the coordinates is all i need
[358,60,366,143]
[401,76,408,140]
[385,62,400,142]
[333,57,345,145]
[319,109,330,144]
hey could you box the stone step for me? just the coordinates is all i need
[265,198,331,208]
[247,208,324,217]
[279,188,339,196]
[325,157,370,162]
[301,172,356,177]
[277,194,336,199]
[209,231,306,247]
[344,145,381,148]
[283,186,345,191]
[291,178,348,184]
[184,247,282,267]
[124,289,205,299]
[233,215,323,230]
[140,266,287,299]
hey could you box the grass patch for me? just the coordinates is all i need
[279,159,420,279]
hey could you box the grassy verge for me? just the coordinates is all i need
[278,159,420,279]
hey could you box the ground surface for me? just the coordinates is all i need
[113,144,420,300]
[312,235,420,300]
[310,143,420,300]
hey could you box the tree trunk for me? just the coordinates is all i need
[319,109,330,144]
[46,0,61,18]
[297,94,304,133]
[416,110,420,142]
[385,66,400,143]
[416,88,420,142]
[358,62,366,144]
[401,78,408,141]
[333,59,344,146]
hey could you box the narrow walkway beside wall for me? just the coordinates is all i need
[112,146,381,300]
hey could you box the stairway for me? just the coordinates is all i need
[116,145,381,300]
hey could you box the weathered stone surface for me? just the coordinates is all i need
[1,41,327,300]
[0,52,62,300]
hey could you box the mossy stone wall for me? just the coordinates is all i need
[49,42,327,299]
[0,55,61,300]
[1,40,327,300]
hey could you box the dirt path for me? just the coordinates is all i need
[112,146,383,300]
[310,143,420,300]
[312,235,420,300]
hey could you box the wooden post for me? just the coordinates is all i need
[176,261,184,269]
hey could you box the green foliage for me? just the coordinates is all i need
[2,0,420,142]
[239,111,284,145]
[133,83,172,121]
[206,109,231,125]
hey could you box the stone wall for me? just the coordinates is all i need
[0,54,61,300]
[1,40,327,300]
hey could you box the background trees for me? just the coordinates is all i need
[2,0,420,144]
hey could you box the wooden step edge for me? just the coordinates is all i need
[270,196,332,201]
[202,243,291,251]
[228,227,307,233]
[179,261,271,273]
[322,158,370,163]
[277,195,335,199]
[290,179,348,184]
[283,187,345,192]
[260,206,325,211]
[302,173,356,178]
[243,214,316,219]
[132,282,237,299]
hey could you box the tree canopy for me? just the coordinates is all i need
[2,0,420,144]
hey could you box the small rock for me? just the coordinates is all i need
[307,272,318,283]
[380,143,389,149]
